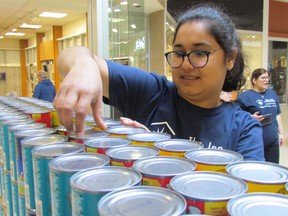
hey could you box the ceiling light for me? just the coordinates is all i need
[12,28,17,32]
[114,8,121,12]
[112,28,118,33]
[39,12,67,18]
[0,36,4,39]
[5,32,25,36]
[252,35,256,39]
[132,3,140,7]
[19,23,42,29]
[120,1,128,5]
[109,18,125,23]
[131,24,137,29]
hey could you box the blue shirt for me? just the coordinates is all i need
[237,89,281,146]
[33,79,56,102]
[105,61,264,161]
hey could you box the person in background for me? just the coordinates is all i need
[33,70,56,102]
[53,4,264,161]
[237,68,285,163]
[220,91,232,102]
[6,91,18,98]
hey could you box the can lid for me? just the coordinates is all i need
[227,192,288,216]
[106,126,146,135]
[21,134,67,147]
[15,127,56,138]
[170,171,247,201]
[56,124,92,132]
[0,114,29,121]
[105,146,159,160]
[84,137,130,148]
[69,129,109,140]
[70,166,142,193]
[98,186,187,216]
[184,148,243,165]
[4,118,34,126]
[127,132,171,142]
[226,161,288,184]
[49,153,110,173]
[31,142,84,158]
[133,156,196,176]
[10,122,46,131]
[23,108,50,114]
[155,139,203,152]
[94,118,121,127]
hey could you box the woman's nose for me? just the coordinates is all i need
[181,56,195,70]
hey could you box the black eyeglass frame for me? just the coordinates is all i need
[164,49,219,69]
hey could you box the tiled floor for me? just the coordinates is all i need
[279,104,288,167]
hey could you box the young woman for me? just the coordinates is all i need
[54,4,264,161]
[237,68,285,163]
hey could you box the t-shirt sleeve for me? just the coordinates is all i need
[236,114,265,161]
[105,60,169,120]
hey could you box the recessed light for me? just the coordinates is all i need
[5,32,25,36]
[120,1,128,5]
[20,23,42,29]
[112,28,118,33]
[39,12,67,18]
[114,8,121,12]
[132,3,141,7]
[12,28,17,32]
[0,36,4,39]
[130,24,137,29]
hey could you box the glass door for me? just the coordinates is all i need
[268,40,288,103]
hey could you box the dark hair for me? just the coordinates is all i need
[250,68,268,86]
[173,3,246,91]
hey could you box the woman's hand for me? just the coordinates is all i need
[120,117,150,131]
[251,111,264,122]
[279,134,285,146]
[53,47,106,136]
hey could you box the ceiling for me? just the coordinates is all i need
[0,0,88,40]
[167,0,264,31]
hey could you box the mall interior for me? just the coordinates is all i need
[0,0,288,215]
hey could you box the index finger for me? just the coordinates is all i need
[91,95,106,130]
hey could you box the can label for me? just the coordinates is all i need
[52,111,61,127]
[86,146,106,154]
[247,182,286,194]
[186,199,227,215]
[18,176,25,195]
[131,141,153,147]
[159,150,185,157]
[19,195,26,216]
[36,199,43,216]
[12,180,19,216]
[142,176,171,188]
[111,160,134,168]
[30,112,52,128]
[195,163,226,173]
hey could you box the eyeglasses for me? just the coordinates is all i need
[164,49,220,68]
[259,76,269,80]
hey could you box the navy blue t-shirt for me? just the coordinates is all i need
[105,61,264,161]
[237,89,281,147]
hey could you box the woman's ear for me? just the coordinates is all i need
[226,48,238,71]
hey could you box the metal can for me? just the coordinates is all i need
[15,128,56,196]
[3,170,12,216]
[106,126,146,138]
[155,139,204,157]
[226,161,288,194]
[98,186,187,216]
[127,132,171,147]
[286,182,288,195]
[227,192,288,216]
[9,123,46,181]
[49,152,110,216]
[105,146,159,167]
[32,144,85,216]
[69,129,109,144]
[170,171,248,215]
[56,124,93,136]
[11,180,19,216]
[21,135,68,210]
[24,108,52,127]
[0,163,3,197]
[18,194,26,216]
[26,207,36,216]
[93,118,121,131]
[133,156,196,188]
[70,166,142,216]
[85,137,130,154]
[185,148,243,173]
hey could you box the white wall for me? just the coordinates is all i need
[0,39,20,49]
[62,16,86,37]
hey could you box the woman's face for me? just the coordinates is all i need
[171,21,234,107]
[253,72,269,91]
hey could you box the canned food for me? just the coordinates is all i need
[94,118,121,131]
[98,186,187,216]
[24,108,52,127]
[15,128,56,196]
[106,146,159,167]
[185,148,243,173]
[227,192,288,216]
[3,170,13,216]
[85,137,130,154]
[170,171,248,215]
[155,139,204,157]
[71,166,142,216]
[32,144,85,216]
[11,180,19,216]
[18,194,26,216]
[50,153,110,216]
[127,132,171,147]
[286,182,288,195]
[21,135,68,210]
[69,129,109,144]
[226,161,288,194]
[26,207,36,216]
[56,124,93,136]
[133,156,196,188]
[106,126,146,138]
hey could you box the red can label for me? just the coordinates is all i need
[142,176,172,188]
